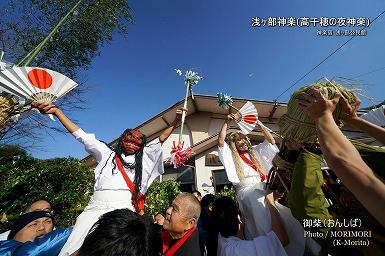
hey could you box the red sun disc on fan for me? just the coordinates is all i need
[243,115,257,124]
[27,69,53,89]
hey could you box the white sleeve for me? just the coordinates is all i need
[218,142,240,184]
[141,138,164,193]
[252,140,279,174]
[218,232,287,256]
[72,128,111,163]
[217,235,251,256]
[0,230,10,241]
[252,231,287,256]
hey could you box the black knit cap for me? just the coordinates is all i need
[7,211,53,240]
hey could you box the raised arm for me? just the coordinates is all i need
[159,108,186,143]
[32,103,79,133]
[218,114,235,147]
[257,122,276,145]
[340,95,385,145]
[297,89,385,226]
[265,190,289,246]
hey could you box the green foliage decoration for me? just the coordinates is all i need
[145,179,181,217]
[216,185,236,201]
[0,150,94,232]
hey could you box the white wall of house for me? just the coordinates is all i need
[160,113,228,195]
[194,149,217,195]
[159,113,279,195]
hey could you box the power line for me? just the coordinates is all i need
[351,65,385,79]
[274,9,385,102]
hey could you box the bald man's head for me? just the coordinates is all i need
[163,193,201,238]
[176,193,201,222]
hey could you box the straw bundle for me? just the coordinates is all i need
[278,81,357,143]
[0,95,15,127]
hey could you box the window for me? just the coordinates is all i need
[162,165,196,192]
[212,169,233,193]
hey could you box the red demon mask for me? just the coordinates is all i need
[122,130,144,155]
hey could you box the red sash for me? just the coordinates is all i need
[161,227,197,256]
[238,152,267,181]
[115,156,145,212]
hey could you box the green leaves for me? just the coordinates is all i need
[216,186,236,201]
[1,0,133,79]
[145,179,181,217]
[0,0,134,145]
[0,149,93,232]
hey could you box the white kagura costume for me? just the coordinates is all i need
[59,129,164,256]
[218,140,305,256]
[217,231,287,256]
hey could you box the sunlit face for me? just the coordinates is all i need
[28,200,52,213]
[235,137,249,152]
[163,196,194,237]
[122,130,143,155]
[13,217,53,243]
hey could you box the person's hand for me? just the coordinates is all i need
[226,113,237,123]
[340,93,361,123]
[174,108,188,121]
[32,102,58,115]
[296,88,340,121]
[265,187,276,205]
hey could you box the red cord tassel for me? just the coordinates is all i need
[165,141,193,168]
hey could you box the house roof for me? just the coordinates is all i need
[131,94,288,140]
[82,94,287,164]
[82,94,372,165]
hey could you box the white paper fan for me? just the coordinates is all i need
[0,66,78,104]
[361,105,385,127]
[236,101,258,134]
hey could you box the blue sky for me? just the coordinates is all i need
[29,0,385,159]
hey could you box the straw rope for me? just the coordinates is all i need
[278,81,357,143]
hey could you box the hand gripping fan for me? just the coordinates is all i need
[361,105,385,127]
[0,66,78,104]
[217,93,277,135]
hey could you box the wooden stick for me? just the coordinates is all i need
[178,80,190,143]
[18,0,82,66]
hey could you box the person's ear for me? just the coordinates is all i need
[208,204,213,212]
[190,217,196,226]
[186,217,196,230]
